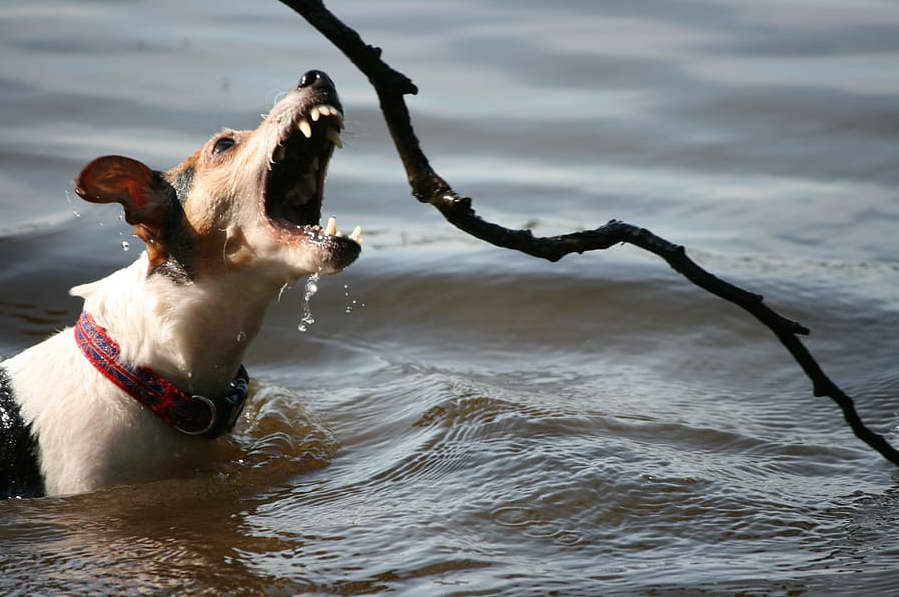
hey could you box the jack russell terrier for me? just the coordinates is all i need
[0,70,361,498]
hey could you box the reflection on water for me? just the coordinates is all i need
[2,0,899,595]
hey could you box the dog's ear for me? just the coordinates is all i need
[75,155,175,269]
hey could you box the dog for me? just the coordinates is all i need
[0,70,361,498]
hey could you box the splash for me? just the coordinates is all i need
[298,273,320,333]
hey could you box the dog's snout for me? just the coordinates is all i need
[297,70,334,91]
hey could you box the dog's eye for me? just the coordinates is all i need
[212,137,236,154]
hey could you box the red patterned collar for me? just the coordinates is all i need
[74,312,249,439]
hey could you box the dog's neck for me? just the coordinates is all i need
[70,253,283,398]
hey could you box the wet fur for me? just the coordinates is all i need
[1,78,358,496]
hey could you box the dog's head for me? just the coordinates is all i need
[74,70,360,283]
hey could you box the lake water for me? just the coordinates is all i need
[1,1,899,594]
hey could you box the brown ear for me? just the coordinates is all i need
[75,155,174,268]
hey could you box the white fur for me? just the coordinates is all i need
[4,252,285,496]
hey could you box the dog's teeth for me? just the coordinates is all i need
[310,107,320,122]
[326,128,343,148]
[326,216,338,236]
[299,119,312,139]
[349,225,363,244]
[322,105,344,128]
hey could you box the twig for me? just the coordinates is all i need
[278,0,899,468]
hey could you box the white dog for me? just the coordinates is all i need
[0,70,361,498]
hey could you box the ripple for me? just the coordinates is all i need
[492,506,538,527]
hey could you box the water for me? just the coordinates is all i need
[298,273,320,333]
[1,0,899,594]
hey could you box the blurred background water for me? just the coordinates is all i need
[1,1,898,595]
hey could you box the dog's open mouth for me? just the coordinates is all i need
[263,102,362,247]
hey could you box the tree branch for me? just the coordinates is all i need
[278,0,899,468]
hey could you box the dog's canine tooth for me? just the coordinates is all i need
[299,119,312,139]
[326,216,338,236]
[326,128,343,148]
[349,225,363,243]
[310,106,320,122]
[318,105,331,116]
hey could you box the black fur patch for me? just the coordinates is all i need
[153,258,194,284]
[0,368,45,499]
[151,167,196,284]
[168,166,194,204]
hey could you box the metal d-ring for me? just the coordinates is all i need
[174,394,217,436]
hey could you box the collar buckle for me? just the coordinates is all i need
[174,395,217,436]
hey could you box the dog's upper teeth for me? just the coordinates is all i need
[312,105,344,129]
[326,128,343,148]
[349,225,363,244]
[326,216,338,236]
[299,119,313,139]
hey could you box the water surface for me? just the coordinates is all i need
[1,1,898,595]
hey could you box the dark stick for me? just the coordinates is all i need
[278,0,899,468]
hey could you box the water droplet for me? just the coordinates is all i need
[121,240,130,251]
[277,282,290,303]
[236,331,247,342]
[342,282,366,314]
[298,273,320,333]
[65,190,81,217]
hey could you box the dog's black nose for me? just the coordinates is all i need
[298,70,334,91]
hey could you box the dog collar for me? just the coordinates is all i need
[74,312,249,439]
